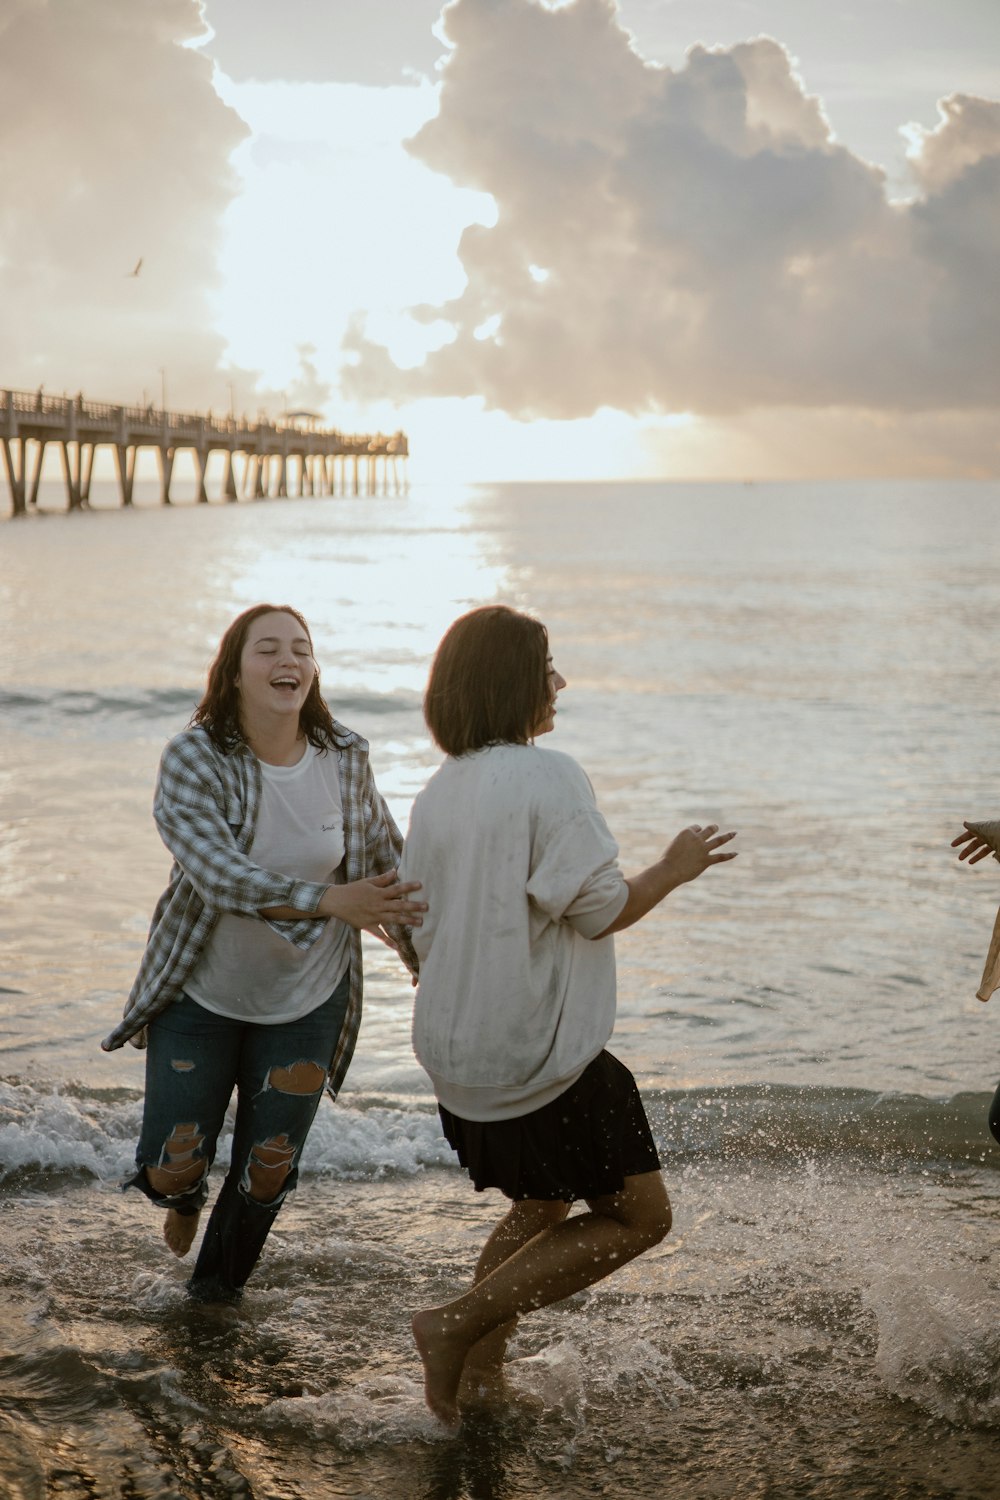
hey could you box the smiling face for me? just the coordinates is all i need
[235,610,318,732]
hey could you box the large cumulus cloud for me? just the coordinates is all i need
[0,0,252,406]
[345,0,1000,420]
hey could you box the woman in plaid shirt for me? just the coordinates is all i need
[104,604,423,1302]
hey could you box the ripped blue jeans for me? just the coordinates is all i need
[125,971,350,1301]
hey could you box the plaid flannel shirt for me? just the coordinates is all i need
[101,721,416,1097]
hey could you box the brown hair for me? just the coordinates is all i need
[190,604,346,753]
[424,605,551,755]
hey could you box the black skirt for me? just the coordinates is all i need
[437,1050,661,1203]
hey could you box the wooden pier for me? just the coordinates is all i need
[0,388,408,516]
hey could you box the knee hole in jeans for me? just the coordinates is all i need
[146,1121,206,1194]
[245,1133,297,1202]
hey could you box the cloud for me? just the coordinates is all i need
[345,0,1000,421]
[0,0,256,407]
[639,406,1000,482]
[200,0,446,86]
[909,93,1000,192]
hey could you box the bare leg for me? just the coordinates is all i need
[145,1123,206,1259]
[413,1171,671,1426]
[460,1198,570,1403]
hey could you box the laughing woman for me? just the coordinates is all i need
[400,605,737,1425]
[102,604,424,1303]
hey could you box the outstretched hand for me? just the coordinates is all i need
[323,869,427,930]
[951,821,1000,865]
[592,821,739,938]
[663,823,738,886]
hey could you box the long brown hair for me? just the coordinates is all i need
[190,604,346,753]
[424,605,551,755]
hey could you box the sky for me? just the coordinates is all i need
[1,0,998,481]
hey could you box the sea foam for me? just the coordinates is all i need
[0,1078,455,1185]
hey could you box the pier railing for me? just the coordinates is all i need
[0,387,409,515]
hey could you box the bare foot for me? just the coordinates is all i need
[163,1208,200,1258]
[412,1308,471,1428]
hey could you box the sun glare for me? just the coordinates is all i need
[209,73,494,396]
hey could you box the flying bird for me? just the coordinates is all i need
[125,257,143,278]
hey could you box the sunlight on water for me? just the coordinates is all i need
[217,487,511,699]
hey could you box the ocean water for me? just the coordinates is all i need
[1,476,999,1498]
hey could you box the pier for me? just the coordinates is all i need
[0,387,408,516]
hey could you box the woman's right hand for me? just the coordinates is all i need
[321,870,427,929]
[662,824,738,886]
[952,820,1000,864]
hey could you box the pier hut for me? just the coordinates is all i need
[0,388,408,516]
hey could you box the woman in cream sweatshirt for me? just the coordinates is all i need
[400,605,737,1426]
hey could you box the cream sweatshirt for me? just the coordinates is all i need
[400,743,628,1121]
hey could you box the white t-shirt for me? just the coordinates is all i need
[400,743,629,1121]
[187,742,351,1023]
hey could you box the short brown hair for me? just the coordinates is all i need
[424,606,551,755]
[190,604,346,753]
